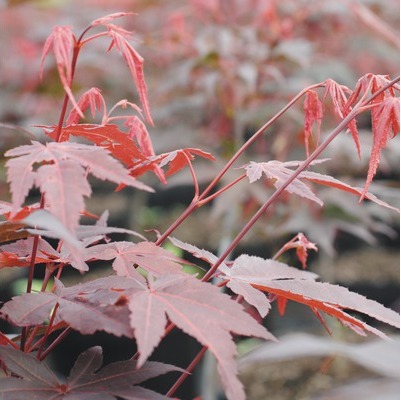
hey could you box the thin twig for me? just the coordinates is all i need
[166,346,208,398]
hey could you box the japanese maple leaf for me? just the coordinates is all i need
[276,232,318,269]
[303,89,323,156]
[1,272,274,400]
[362,95,400,199]
[86,241,186,279]
[127,274,275,400]
[43,124,146,164]
[0,345,179,400]
[5,141,152,232]
[221,254,400,338]
[323,79,360,157]
[40,26,83,118]
[243,159,399,211]
[43,123,168,184]
[0,276,137,338]
[0,237,63,269]
[92,21,153,125]
[10,211,147,272]
[220,255,318,318]
[344,74,400,197]
[158,148,216,177]
[168,236,229,270]
[243,159,327,205]
[65,87,107,125]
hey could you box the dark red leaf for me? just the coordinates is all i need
[0,346,60,386]
[0,345,180,400]
[0,277,138,338]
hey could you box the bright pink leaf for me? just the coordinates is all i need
[90,12,136,26]
[104,24,153,125]
[362,95,400,199]
[128,274,275,400]
[243,159,325,205]
[280,233,318,269]
[5,141,152,232]
[257,279,400,338]
[243,159,399,212]
[87,241,185,278]
[40,26,83,118]
[222,255,317,317]
[324,79,360,157]
[66,87,107,125]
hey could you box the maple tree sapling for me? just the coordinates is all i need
[0,11,399,400]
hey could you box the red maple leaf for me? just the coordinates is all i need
[5,141,152,233]
[303,89,323,156]
[243,159,399,211]
[0,345,179,399]
[87,241,186,279]
[362,95,400,199]
[158,148,216,177]
[1,273,275,400]
[99,23,153,125]
[221,254,400,338]
[324,79,360,157]
[66,87,107,125]
[127,274,275,400]
[40,26,83,118]
[345,74,400,197]
[275,232,318,269]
